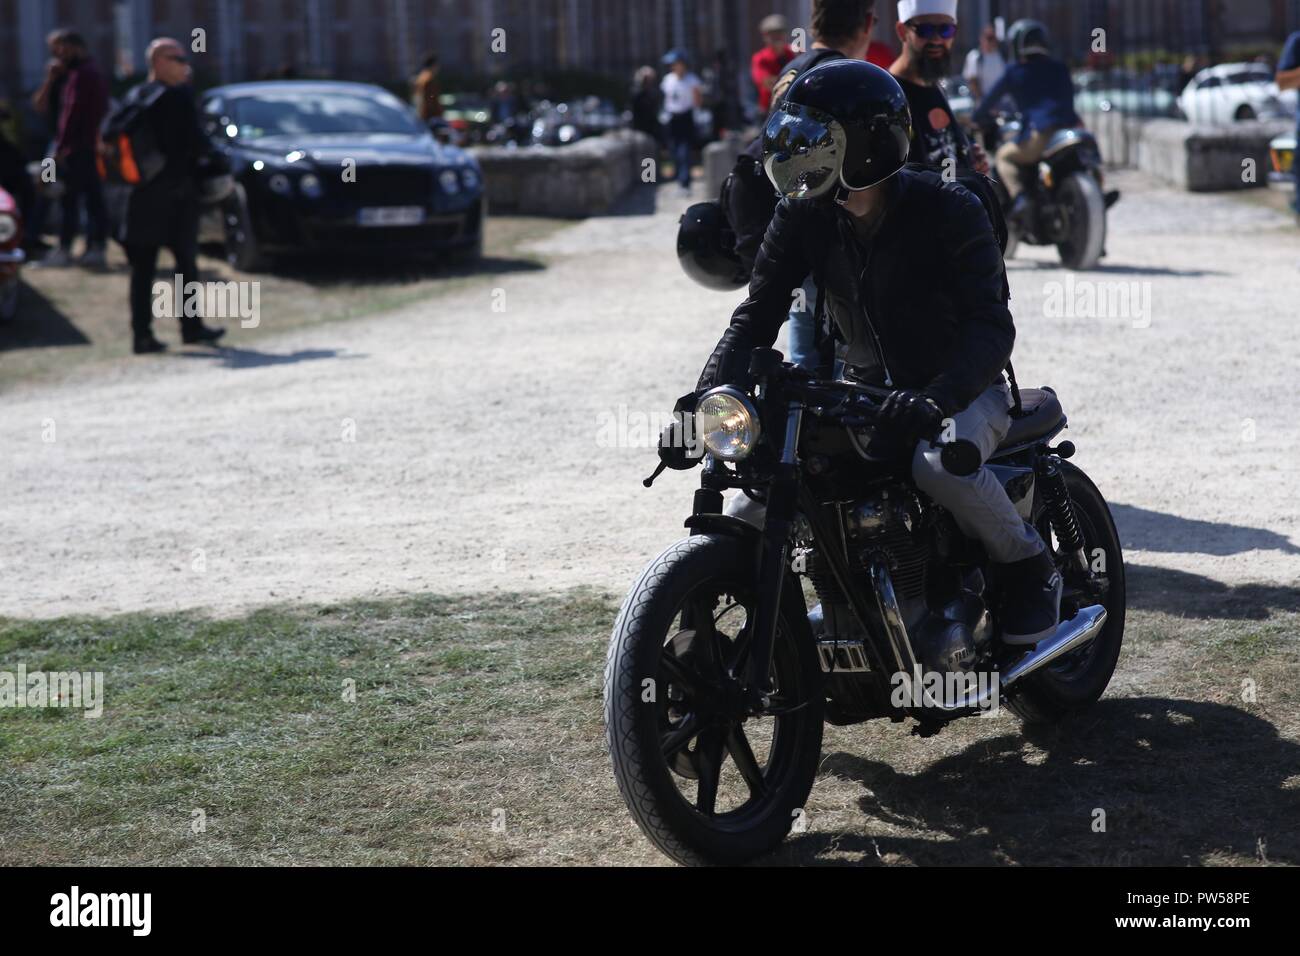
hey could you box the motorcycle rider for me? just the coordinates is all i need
[972,19,1081,221]
[697,59,1061,644]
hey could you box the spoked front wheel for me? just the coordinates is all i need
[604,533,824,865]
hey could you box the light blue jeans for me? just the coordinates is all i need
[785,276,826,375]
[911,383,1045,564]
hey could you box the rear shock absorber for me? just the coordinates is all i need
[1036,454,1088,572]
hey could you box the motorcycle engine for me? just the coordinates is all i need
[806,484,995,678]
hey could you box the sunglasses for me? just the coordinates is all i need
[165,53,189,64]
[907,22,958,40]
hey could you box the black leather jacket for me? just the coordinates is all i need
[698,167,1014,415]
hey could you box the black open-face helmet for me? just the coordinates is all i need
[676,200,748,291]
[762,59,912,201]
[1007,19,1051,62]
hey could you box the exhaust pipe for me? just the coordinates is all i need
[1002,604,1108,686]
[868,558,1107,713]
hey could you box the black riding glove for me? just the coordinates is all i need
[878,389,946,445]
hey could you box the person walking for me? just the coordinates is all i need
[112,38,224,354]
[36,30,109,269]
[660,49,703,193]
[963,24,1006,106]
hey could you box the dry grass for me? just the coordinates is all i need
[1,577,1296,866]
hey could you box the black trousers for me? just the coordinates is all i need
[58,149,109,250]
[124,212,200,341]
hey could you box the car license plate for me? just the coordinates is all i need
[358,206,425,227]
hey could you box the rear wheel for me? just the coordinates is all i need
[1007,461,1126,724]
[1056,171,1106,271]
[1235,104,1257,122]
[604,534,824,865]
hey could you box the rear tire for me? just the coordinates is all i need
[604,533,824,865]
[1056,171,1106,271]
[1007,461,1126,725]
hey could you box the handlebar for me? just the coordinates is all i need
[753,354,982,477]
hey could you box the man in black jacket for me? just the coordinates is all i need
[699,59,1061,644]
[114,37,224,354]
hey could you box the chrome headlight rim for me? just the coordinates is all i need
[696,386,762,461]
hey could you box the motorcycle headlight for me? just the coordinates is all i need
[298,173,323,198]
[439,169,461,193]
[0,214,16,244]
[696,387,761,461]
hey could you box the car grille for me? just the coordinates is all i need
[345,165,433,205]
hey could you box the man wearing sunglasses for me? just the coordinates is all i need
[697,59,1063,645]
[889,0,987,176]
[111,37,225,353]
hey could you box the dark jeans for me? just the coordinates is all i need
[667,111,695,187]
[58,149,108,251]
[125,224,200,341]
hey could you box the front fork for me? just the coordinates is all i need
[742,403,804,703]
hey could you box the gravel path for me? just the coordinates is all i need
[3,170,1297,618]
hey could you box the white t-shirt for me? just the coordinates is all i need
[661,72,702,115]
[963,48,1006,97]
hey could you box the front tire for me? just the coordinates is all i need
[1008,461,1126,724]
[1056,171,1106,271]
[222,183,268,273]
[604,533,824,865]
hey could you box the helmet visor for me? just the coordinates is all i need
[761,103,848,201]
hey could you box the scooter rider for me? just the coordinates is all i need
[973,19,1081,221]
[696,59,1062,644]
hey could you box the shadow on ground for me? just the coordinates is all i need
[0,281,90,351]
[196,243,547,286]
[772,697,1299,866]
[1126,565,1300,620]
[174,345,358,370]
[1111,502,1300,557]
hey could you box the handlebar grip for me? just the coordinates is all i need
[939,439,982,477]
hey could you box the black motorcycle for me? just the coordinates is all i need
[985,113,1121,270]
[604,352,1125,865]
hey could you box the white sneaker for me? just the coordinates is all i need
[34,248,73,268]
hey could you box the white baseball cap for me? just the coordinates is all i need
[897,0,958,22]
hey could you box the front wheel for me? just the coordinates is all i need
[222,183,268,273]
[604,533,824,865]
[1056,171,1106,271]
[1008,461,1126,724]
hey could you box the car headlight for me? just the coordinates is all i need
[298,173,323,198]
[0,214,16,244]
[267,172,292,196]
[461,168,480,190]
[696,387,761,461]
[439,170,460,194]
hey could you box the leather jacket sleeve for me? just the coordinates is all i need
[923,185,1016,414]
[697,198,812,390]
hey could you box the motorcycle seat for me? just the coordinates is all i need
[1001,387,1065,448]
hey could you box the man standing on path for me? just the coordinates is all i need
[114,38,225,354]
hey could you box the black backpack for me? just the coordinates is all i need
[720,48,844,273]
[96,82,166,186]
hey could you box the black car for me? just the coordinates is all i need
[200,80,485,270]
